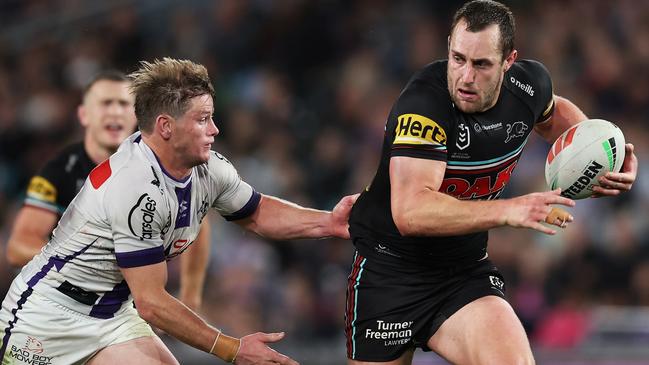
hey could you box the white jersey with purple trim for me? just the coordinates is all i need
[16,132,259,318]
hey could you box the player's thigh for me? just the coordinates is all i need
[427,296,534,365]
[87,336,178,365]
[348,349,414,365]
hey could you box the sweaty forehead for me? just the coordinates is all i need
[450,21,501,60]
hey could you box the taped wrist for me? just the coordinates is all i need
[209,331,241,363]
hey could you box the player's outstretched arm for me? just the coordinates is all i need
[6,206,58,266]
[390,157,575,236]
[235,193,359,240]
[593,143,638,197]
[120,261,299,364]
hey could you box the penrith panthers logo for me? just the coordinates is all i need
[505,121,528,143]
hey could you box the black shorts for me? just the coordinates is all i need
[344,250,506,362]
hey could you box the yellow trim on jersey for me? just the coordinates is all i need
[542,99,554,118]
[394,113,447,146]
[26,176,57,203]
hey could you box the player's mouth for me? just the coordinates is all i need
[457,88,478,101]
[104,123,124,134]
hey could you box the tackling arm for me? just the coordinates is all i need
[6,206,58,266]
[390,157,575,236]
[235,194,358,240]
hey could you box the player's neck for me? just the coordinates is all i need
[84,138,116,165]
[141,134,192,181]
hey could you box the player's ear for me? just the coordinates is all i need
[503,49,518,71]
[156,114,174,140]
[78,105,88,127]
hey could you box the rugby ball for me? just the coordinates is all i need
[545,119,625,199]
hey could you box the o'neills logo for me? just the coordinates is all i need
[128,193,157,241]
[561,161,604,198]
[510,76,534,96]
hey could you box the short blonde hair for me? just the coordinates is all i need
[129,57,215,133]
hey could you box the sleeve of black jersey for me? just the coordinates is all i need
[39,158,77,209]
[24,158,68,214]
[389,84,452,162]
[526,60,555,124]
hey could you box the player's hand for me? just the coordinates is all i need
[502,189,575,235]
[592,143,637,197]
[234,332,299,365]
[329,193,360,239]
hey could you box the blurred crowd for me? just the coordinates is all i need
[1,0,648,363]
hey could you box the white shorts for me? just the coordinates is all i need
[0,276,155,365]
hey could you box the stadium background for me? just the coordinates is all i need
[0,0,648,363]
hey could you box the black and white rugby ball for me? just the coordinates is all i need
[545,119,625,199]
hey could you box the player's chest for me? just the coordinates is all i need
[159,181,211,259]
[446,108,535,161]
[440,112,535,200]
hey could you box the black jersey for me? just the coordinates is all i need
[349,59,555,266]
[24,142,96,215]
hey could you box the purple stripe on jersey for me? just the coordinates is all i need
[224,190,261,221]
[115,245,165,268]
[151,153,191,183]
[89,281,131,319]
[174,181,192,228]
[0,239,97,358]
[134,134,142,143]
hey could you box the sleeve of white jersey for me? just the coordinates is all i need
[207,151,261,221]
[104,166,169,268]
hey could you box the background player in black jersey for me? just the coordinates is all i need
[5,71,211,311]
[346,1,638,365]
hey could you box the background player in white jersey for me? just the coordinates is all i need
[5,70,211,312]
[0,58,357,365]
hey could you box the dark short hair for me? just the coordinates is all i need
[81,70,129,99]
[450,0,515,60]
[128,58,215,133]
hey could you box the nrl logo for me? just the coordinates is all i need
[456,123,470,150]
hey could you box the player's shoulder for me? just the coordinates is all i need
[393,60,453,120]
[40,142,86,172]
[505,59,552,94]
[201,150,237,180]
[89,137,158,193]
[404,60,448,92]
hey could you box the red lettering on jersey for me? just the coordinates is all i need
[441,161,518,200]
[460,176,491,199]
[90,159,112,189]
[491,161,518,192]
[439,178,470,198]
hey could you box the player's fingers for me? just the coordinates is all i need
[269,351,299,365]
[591,186,621,196]
[259,332,286,343]
[598,176,632,191]
[529,221,556,235]
[544,207,572,227]
[347,193,360,205]
[545,194,575,207]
